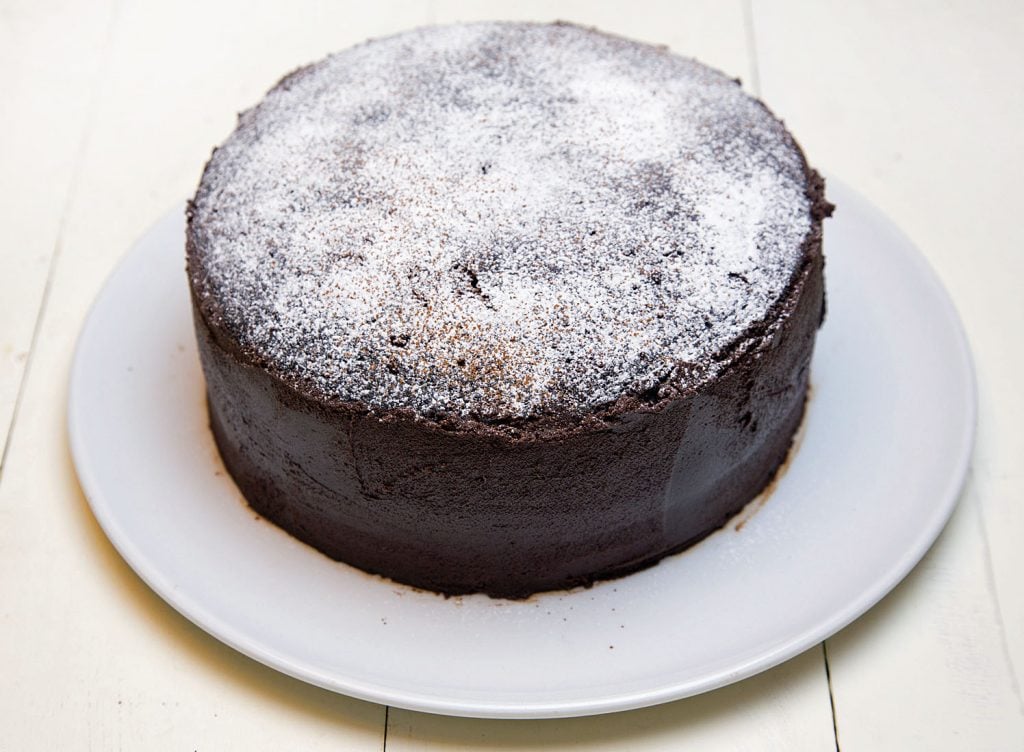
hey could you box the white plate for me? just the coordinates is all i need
[69,178,975,719]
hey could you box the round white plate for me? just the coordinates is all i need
[69,178,975,719]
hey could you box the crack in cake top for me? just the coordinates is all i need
[188,22,813,421]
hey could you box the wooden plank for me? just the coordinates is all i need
[0,1,436,748]
[753,1,1024,748]
[0,0,113,468]
[387,1,837,747]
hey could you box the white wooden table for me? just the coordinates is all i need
[2,1,1022,748]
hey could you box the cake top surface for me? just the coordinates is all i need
[188,22,813,421]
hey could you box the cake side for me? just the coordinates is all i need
[193,238,823,598]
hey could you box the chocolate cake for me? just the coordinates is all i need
[186,22,832,599]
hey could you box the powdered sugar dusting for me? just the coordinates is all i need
[189,22,813,420]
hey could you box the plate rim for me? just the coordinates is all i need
[67,176,977,718]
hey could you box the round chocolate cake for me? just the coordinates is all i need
[186,22,831,598]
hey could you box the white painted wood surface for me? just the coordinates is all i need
[0,0,114,464]
[1,1,1020,748]
[753,2,1024,748]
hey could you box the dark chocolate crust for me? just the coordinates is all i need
[186,25,832,599]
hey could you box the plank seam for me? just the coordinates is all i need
[972,473,1024,717]
[823,641,841,752]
